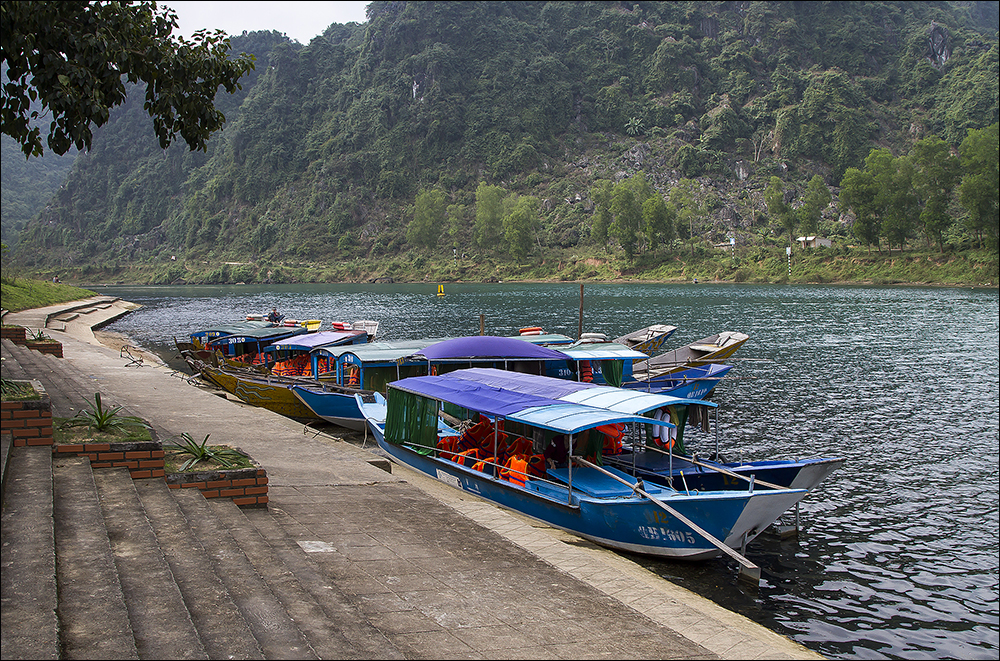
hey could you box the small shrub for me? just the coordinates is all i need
[1,379,39,401]
[59,392,150,434]
[163,432,253,471]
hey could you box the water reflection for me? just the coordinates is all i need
[95,283,1000,660]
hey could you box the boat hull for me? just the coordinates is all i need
[368,420,805,561]
[621,364,732,400]
[291,384,368,431]
[634,332,749,376]
[198,365,319,420]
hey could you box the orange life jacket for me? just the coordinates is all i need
[580,361,594,383]
[501,455,530,487]
[454,448,482,466]
[597,423,625,455]
[471,456,496,473]
[437,436,460,459]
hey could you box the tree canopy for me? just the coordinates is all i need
[1,0,254,157]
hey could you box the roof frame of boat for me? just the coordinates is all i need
[389,371,674,435]
[444,368,717,414]
[262,329,367,354]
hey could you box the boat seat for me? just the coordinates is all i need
[546,465,664,498]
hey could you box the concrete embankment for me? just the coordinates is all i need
[1,297,822,660]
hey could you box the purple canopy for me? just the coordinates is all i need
[413,336,570,361]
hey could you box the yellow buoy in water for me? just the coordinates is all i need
[437,285,445,296]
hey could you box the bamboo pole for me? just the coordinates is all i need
[578,283,584,340]
[573,456,761,585]
[640,445,788,491]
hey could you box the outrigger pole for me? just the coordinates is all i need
[572,456,762,586]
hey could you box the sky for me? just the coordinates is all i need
[163,1,370,44]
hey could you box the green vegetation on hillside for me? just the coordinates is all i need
[6,1,999,286]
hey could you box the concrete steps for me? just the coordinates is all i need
[3,340,396,659]
[3,439,388,659]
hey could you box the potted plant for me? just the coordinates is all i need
[163,432,268,507]
[53,392,161,478]
[25,328,63,357]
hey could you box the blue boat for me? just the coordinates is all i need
[359,369,807,579]
[445,368,845,495]
[620,363,734,400]
[290,339,446,430]
[292,336,573,430]
[292,335,697,432]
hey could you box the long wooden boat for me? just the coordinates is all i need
[447,368,844,495]
[359,369,806,579]
[613,324,678,355]
[196,362,319,421]
[632,331,749,378]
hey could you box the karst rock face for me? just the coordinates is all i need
[927,21,951,69]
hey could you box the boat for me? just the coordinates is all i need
[194,361,320,421]
[205,324,311,364]
[177,322,310,369]
[450,368,844,495]
[246,313,323,331]
[358,368,807,580]
[613,324,678,355]
[292,335,649,431]
[293,336,576,431]
[632,331,749,378]
[261,329,369,377]
[290,339,447,430]
[620,363,734,400]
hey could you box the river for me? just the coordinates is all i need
[91,282,1000,660]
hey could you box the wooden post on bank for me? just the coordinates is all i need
[578,283,584,340]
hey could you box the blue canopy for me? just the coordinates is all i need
[389,372,655,434]
[412,336,571,361]
[444,368,716,414]
[265,330,365,352]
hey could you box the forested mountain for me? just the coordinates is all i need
[9,1,999,284]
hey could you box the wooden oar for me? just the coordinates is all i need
[573,456,761,585]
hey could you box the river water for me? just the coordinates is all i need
[92,282,999,660]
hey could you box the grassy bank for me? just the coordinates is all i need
[29,245,999,289]
[1,277,97,313]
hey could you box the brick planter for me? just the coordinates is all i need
[1,380,53,447]
[26,340,63,358]
[53,440,165,479]
[1,325,27,345]
[164,461,268,508]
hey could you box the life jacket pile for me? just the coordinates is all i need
[271,354,312,377]
[437,418,546,485]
